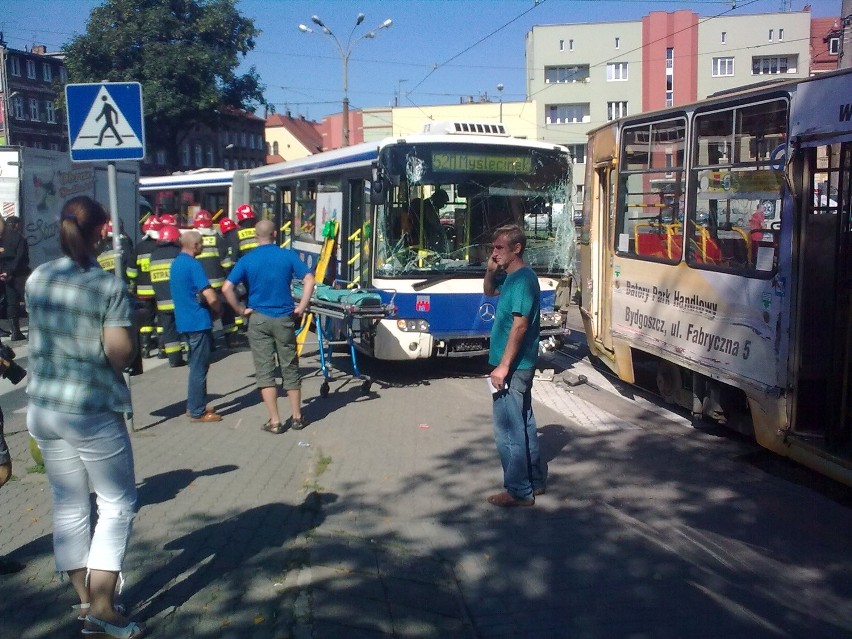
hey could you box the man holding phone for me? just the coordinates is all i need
[483,224,546,507]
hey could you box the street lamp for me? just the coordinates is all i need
[497,83,504,124]
[299,13,392,147]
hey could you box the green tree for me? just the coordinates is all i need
[63,0,268,166]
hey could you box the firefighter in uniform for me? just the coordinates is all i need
[126,216,162,358]
[96,220,133,285]
[218,217,244,332]
[193,210,238,347]
[235,204,259,258]
[149,222,186,367]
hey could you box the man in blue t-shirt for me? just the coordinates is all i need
[222,219,315,433]
[483,224,546,507]
[171,230,222,422]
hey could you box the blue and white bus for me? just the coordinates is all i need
[247,121,576,360]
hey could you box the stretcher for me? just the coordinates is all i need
[295,281,396,398]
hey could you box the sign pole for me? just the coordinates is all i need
[107,161,135,432]
[66,82,145,432]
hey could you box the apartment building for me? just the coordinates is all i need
[525,8,824,208]
[0,36,68,150]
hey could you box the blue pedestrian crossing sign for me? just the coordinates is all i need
[66,82,145,162]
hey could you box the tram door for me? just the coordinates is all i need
[795,142,852,451]
[590,163,615,353]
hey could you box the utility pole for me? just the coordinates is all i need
[842,0,852,69]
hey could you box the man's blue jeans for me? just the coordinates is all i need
[492,367,546,500]
[185,330,212,418]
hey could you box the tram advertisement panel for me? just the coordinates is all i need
[610,266,781,388]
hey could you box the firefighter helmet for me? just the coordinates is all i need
[219,218,237,234]
[159,224,180,244]
[158,214,178,227]
[236,204,255,222]
[141,216,162,234]
[193,210,213,229]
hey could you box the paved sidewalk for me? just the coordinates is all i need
[1,329,852,638]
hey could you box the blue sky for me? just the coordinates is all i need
[0,0,842,120]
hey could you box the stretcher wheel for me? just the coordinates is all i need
[320,382,330,398]
[361,381,372,395]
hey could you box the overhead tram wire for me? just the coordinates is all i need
[406,0,549,98]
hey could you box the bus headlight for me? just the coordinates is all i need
[396,319,430,332]
[540,311,563,328]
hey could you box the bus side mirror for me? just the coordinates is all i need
[370,179,387,205]
[371,164,387,204]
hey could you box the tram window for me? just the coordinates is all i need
[616,117,686,262]
[294,180,318,242]
[690,99,787,276]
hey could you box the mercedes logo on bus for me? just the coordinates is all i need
[479,303,496,322]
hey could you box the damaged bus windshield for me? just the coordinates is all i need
[374,143,574,278]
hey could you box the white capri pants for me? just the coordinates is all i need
[27,405,137,573]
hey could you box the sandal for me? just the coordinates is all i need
[261,420,287,434]
[82,614,146,638]
[73,602,126,621]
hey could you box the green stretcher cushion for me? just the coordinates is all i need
[294,282,384,308]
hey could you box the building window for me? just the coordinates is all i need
[752,55,795,75]
[829,37,840,55]
[42,64,52,82]
[60,67,68,83]
[206,145,214,166]
[545,103,590,124]
[666,48,674,70]
[156,149,166,165]
[45,100,56,123]
[194,143,203,167]
[569,39,574,51]
[615,37,620,49]
[721,31,727,44]
[49,142,60,151]
[566,143,586,164]
[607,101,628,120]
[768,29,773,42]
[712,57,735,77]
[241,132,247,147]
[606,62,628,81]
[26,60,36,79]
[181,144,190,166]
[559,39,564,51]
[29,98,39,121]
[665,91,673,107]
[272,141,279,155]
[224,158,230,170]
[779,28,784,41]
[544,65,590,83]
[12,96,24,119]
[9,56,20,77]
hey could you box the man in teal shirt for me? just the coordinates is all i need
[483,224,546,507]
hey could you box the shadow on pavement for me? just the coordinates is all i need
[136,465,239,509]
[129,492,338,625]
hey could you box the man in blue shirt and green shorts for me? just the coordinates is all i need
[223,219,315,433]
[483,224,546,507]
